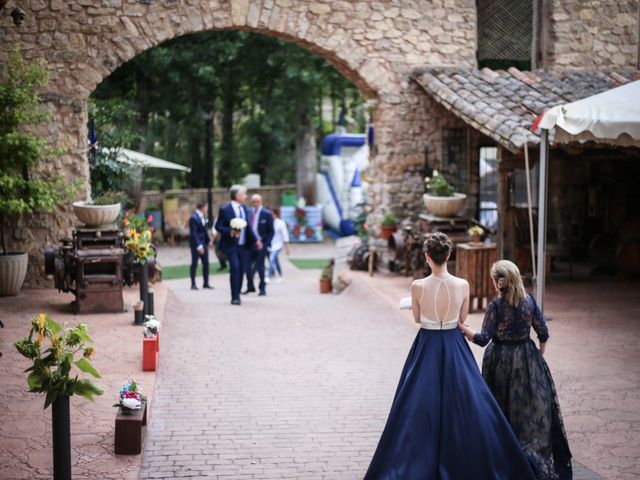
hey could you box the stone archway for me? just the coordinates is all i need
[2,0,477,284]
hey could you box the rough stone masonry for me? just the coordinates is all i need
[0,0,637,286]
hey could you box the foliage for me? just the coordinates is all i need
[381,212,397,227]
[125,227,153,262]
[425,170,455,197]
[14,313,103,409]
[320,260,334,280]
[91,31,366,189]
[121,210,152,232]
[0,49,76,254]
[88,98,140,201]
[92,190,125,206]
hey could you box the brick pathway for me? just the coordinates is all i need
[139,260,615,479]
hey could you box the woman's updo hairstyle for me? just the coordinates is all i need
[490,260,526,307]
[423,232,453,265]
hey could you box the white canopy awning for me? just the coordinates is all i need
[107,148,192,173]
[532,78,640,311]
[535,79,640,147]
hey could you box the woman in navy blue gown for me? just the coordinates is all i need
[365,233,535,480]
[458,260,572,479]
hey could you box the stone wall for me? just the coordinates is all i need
[548,0,639,69]
[1,0,478,286]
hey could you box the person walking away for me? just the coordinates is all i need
[244,194,273,296]
[267,207,290,284]
[211,221,228,271]
[458,260,572,479]
[188,202,213,290]
[215,185,257,305]
[365,233,535,480]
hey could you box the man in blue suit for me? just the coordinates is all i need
[189,202,212,290]
[245,193,274,296]
[215,185,257,305]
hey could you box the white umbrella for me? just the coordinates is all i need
[107,148,192,173]
[532,79,640,308]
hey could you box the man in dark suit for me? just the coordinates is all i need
[214,185,257,305]
[245,193,274,296]
[189,202,212,290]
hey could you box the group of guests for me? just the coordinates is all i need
[366,232,572,480]
[188,185,290,305]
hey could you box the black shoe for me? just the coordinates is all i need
[202,285,214,289]
[217,264,228,272]
[241,288,256,295]
[258,291,266,296]
[231,298,241,305]
[191,285,198,290]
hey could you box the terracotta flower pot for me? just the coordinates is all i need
[0,252,28,296]
[73,201,121,227]
[423,193,467,217]
[381,225,397,240]
[319,278,332,294]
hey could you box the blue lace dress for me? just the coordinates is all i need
[473,294,572,480]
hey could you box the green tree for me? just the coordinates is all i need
[0,49,75,255]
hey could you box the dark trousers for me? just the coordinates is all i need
[190,246,209,287]
[227,245,249,301]
[246,246,268,293]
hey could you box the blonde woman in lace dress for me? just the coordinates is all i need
[365,233,535,480]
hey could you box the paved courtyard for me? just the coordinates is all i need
[138,245,639,479]
[0,243,638,479]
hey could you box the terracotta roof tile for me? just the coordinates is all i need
[412,67,639,152]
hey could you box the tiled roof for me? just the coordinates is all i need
[412,67,640,153]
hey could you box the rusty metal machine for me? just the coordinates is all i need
[45,228,129,314]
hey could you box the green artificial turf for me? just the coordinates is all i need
[288,258,331,269]
[161,263,227,280]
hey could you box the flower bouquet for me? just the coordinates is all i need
[113,380,144,415]
[125,228,153,262]
[468,225,485,243]
[230,218,247,231]
[143,315,160,338]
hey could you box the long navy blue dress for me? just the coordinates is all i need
[365,277,535,480]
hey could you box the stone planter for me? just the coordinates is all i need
[423,193,467,217]
[0,252,28,296]
[72,201,121,227]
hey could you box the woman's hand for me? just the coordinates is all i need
[458,321,474,342]
[539,342,547,356]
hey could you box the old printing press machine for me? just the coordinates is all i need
[44,227,155,314]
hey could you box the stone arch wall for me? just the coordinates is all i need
[1,0,478,285]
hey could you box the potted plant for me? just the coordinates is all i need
[73,190,124,227]
[380,212,398,240]
[320,260,334,294]
[468,225,485,244]
[423,170,467,217]
[14,314,103,480]
[125,226,154,317]
[0,49,74,296]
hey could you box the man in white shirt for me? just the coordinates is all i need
[214,186,258,305]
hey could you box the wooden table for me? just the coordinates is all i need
[455,243,497,311]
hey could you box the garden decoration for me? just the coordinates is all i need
[142,316,160,371]
[320,260,334,294]
[423,170,467,217]
[14,314,102,480]
[125,225,154,318]
[113,380,148,455]
[380,212,398,240]
[468,225,485,244]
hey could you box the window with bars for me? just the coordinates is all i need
[442,128,469,194]
[476,0,538,70]
[479,147,498,231]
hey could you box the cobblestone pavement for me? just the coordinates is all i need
[139,255,635,479]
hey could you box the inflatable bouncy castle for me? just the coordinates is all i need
[316,131,369,236]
